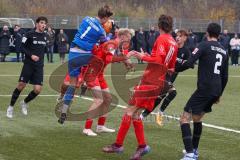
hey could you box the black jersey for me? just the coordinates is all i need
[22,30,47,66]
[176,41,228,96]
[166,45,191,83]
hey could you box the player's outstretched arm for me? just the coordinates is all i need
[131,50,151,60]
[175,46,203,72]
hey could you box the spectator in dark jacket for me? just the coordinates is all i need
[57,29,68,64]
[46,26,55,63]
[201,32,208,42]
[147,26,159,53]
[186,29,198,52]
[219,29,230,52]
[136,27,146,64]
[14,25,25,62]
[0,25,11,62]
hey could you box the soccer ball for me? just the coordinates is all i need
[103,19,113,34]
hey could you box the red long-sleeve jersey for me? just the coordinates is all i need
[141,33,178,85]
[64,39,126,89]
[130,33,178,111]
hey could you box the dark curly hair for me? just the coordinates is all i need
[36,16,48,23]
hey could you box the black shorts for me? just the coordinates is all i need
[19,63,44,85]
[184,90,219,115]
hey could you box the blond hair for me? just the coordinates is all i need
[118,28,133,39]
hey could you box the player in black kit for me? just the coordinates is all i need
[6,17,48,118]
[177,23,228,160]
[140,30,191,126]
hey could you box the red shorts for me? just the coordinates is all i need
[129,82,165,111]
[64,73,83,88]
[85,73,108,89]
[63,67,108,90]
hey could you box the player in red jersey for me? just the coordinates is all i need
[81,29,133,136]
[58,27,134,136]
[103,15,178,160]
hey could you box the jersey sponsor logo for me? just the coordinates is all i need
[33,41,46,45]
[158,44,165,55]
[22,37,27,43]
[176,58,183,63]
[192,48,199,55]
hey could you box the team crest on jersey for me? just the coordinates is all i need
[158,44,165,54]
[192,48,199,55]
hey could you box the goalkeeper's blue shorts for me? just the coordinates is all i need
[68,47,92,77]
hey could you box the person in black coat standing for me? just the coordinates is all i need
[219,29,230,53]
[147,26,159,53]
[14,25,25,62]
[136,27,146,64]
[0,25,11,62]
[57,29,68,64]
[46,26,55,63]
[186,29,198,52]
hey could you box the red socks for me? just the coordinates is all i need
[115,115,146,147]
[85,119,93,129]
[85,117,106,129]
[133,118,146,147]
[115,114,132,146]
[98,117,106,126]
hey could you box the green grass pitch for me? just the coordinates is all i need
[0,57,239,160]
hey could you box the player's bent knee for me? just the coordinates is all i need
[94,97,104,105]
[192,114,204,122]
[103,95,112,105]
[17,82,26,90]
[34,86,42,94]
[63,81,70,86]
[124,108,134,117]
[180,115,190,124]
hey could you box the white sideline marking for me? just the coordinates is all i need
[0,94,239,134]
[0,74,239,78]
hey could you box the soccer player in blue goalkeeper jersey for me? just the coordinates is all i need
[58,5,113,124]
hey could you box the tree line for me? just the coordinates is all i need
[1,0,240,21]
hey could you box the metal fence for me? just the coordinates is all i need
[1,14,240,33]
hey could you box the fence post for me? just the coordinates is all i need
[239,19,240,33]
[54,16,57,29]
[148,18,150,30]
[173,17,177,30]
[179,18,182,29]
[219,19,224,32]
[76,16,80,28]
[126,17,129,28]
